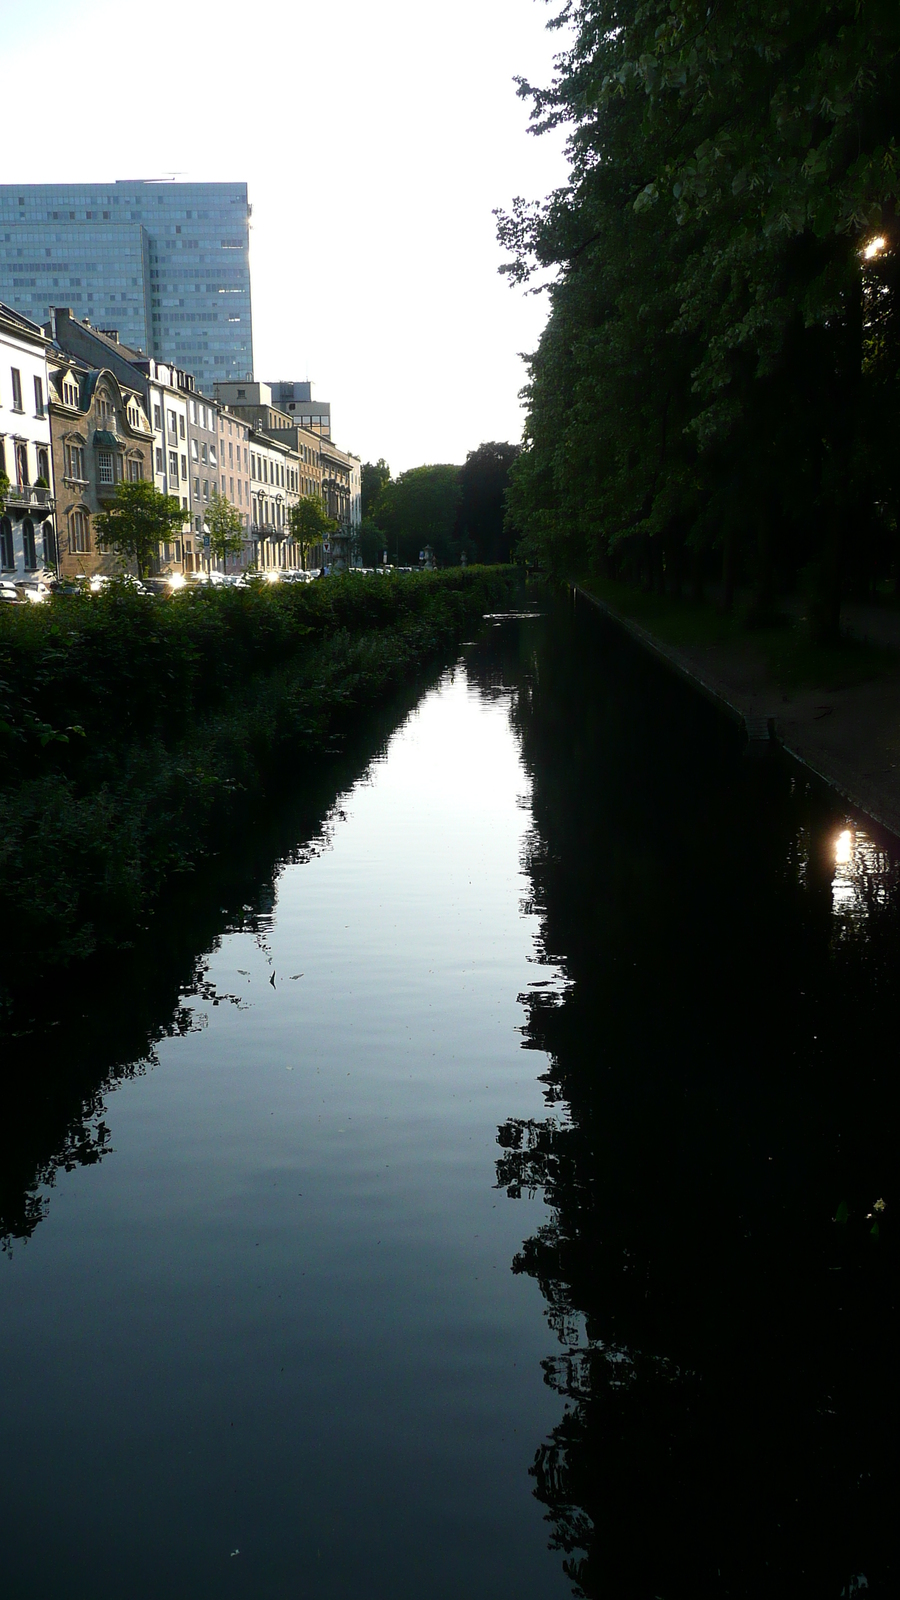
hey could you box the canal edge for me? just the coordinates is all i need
[573,582,900,848]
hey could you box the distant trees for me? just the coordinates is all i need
[361,459,391,521]
[94,481,186,578]
[375,465,462,565]
[457,442,521,564]
[498,0,900,634]
[360,446,520,565]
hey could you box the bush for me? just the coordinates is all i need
[0,569,516,999]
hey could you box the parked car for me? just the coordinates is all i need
[0,579,24,605]
[17,578,53,604]
[83,572,147,595]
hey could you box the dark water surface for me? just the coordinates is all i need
[2,601,899,1598]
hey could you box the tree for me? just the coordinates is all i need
[375,464,462,565]
[361,459,391,521]
[355,517,388,567]
[498,0,900,633]
[456,442,521,563]
[288,495,337,569]
[206,489,245,569]
[94,480,186,579]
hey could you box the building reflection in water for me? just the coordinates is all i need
[487,601,900,1600]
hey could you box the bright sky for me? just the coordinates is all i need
[5,0,569,473]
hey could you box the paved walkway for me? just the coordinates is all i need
[578,587,900,843]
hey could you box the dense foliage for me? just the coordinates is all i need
[361,443,521,565]
[288,494,337,566]
[499,0,900,634]
[458,442,522,562]
[94,481,186,578]
[206,489,245,564]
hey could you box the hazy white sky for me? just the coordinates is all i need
[5,0,569,472]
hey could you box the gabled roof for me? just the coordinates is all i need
[0,299,49,346]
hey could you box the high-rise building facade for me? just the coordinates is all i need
[0,182,253,394]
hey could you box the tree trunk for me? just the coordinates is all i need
[721,526,736,613]
[691,545,705,603]
[810,509,843,645]
[749,505,774,623]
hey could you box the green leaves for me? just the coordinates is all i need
[206,489,244,562]
[94,480,187,579]
[498,0,900,582]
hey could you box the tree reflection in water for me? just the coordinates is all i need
[488,601,900,1599]
[0,670,442,1252]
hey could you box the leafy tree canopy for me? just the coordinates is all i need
[375,464,462,565]
[94,481,186,578]
[288,495,337,567]
[498,0,900,632]
[457,441,521,563]
[206,489,245,565]
[361,459,391,521]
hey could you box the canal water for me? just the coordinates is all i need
[2,600,899,1598]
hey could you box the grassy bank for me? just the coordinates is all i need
[0,569,516,999]
[579,575,898,693]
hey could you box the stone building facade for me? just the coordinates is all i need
[319,437,360,531]
[48,358,153,580]
[46,310,192,576]
[249,428,301,570]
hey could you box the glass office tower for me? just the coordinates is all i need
[0,182,253,393]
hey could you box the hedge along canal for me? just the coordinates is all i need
[0,567,517,1006]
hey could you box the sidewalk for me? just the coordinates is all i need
[578,586,900,842]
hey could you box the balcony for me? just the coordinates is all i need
[1,485,56,513]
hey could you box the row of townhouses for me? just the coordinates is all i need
[0,300,361,585]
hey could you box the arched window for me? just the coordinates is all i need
[0,517,13,569]
[65,441,85,480]
[16,443,29,487]
[37,448,50,484]
[22,517,36,570]
[42,521,56,568]
[70,510,90,554]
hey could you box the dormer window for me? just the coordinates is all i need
[62,376,80,408]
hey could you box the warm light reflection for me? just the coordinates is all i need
[168,572,186,590]
[864,236,886,260]
[830,824,893,924]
